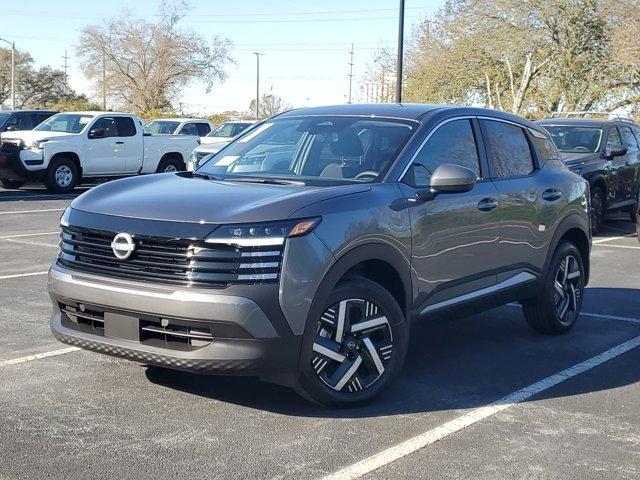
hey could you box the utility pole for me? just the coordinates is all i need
[395,0,405,103]
[253,52,262,119]
[62,50,69,91]
[0,38,16,109]
[347,43,354,104]
[101,48,106,110]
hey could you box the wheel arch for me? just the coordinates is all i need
[49,152,82,177]
[157,152,185,172]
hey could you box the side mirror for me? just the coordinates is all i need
[607,146,628,158]
[415,164,477,201]
[88,128,106,139]
[5,125,17,131]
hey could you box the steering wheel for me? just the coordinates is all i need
[573,146,590,152]
[354,170,379,180]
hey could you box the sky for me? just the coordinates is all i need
[0,0,443,114]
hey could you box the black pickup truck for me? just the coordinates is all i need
[538,117,640,234]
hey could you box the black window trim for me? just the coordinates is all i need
[398,115,489,186]
[477,116,540,182]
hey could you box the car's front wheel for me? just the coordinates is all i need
[156,156,184,173]
[522,241,585,335]
[45,158,79,193]
[1,179,24,189]
[296,277,408,406]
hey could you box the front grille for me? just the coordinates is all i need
[58,225,283,287]
[0,140,22,154]
[195,151,210,161]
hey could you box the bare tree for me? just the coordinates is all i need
[249,93,291,118]
[77,0,232,111]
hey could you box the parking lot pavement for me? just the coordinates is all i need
[0,191,639,480]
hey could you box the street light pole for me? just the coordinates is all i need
[0,38,16,109]
[395,0,405,103]
[254,52,262,120]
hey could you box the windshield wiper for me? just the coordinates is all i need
[192,172,224,181]
[225,176,306,186]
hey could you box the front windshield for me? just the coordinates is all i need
[34,113,94,134]
[0,112,10,125]
[544,126,603,154]
[207,122,239,138]
[198,116,416,183]
[143,120,180,135]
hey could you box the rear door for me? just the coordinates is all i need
[603,126,625,205]
[617,125,640,205]
[401,117,501,311]
[479,118,557,280]
[115,116,144,173]
[85,116,122,174]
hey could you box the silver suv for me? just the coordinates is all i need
[49,104,591,406]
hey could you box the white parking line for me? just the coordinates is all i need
[0,347,80,367]
[593,243,640,250]
[0,271,49,280]
[0,231,58,239]
[592,234,635,244]
[581,311,640,325]
[0,239,59,248]
[322,334,640,480]
[0,208,65,215]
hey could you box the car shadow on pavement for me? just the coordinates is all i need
[145,287,640,418]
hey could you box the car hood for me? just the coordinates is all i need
[200,136,232,145]
[195,141,229,153]
[0,130,75,143]
[71,172,371,224]
[559,152,600,165]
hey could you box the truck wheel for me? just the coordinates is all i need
[157,157,184,173]
[45,158,79,193]
[590,185,605,235]
[295,277,408,407]
[1,179,25,189]
[522,241,585,335]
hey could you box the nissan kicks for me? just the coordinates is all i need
[49,104,591,406]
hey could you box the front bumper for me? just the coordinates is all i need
[0,149,45,181]
[48,264,302,375]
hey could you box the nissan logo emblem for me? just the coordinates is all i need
[111,232,135,260]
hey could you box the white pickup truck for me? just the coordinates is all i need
[0,111,198,192]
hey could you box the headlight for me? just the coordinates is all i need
[28,139,48,150]
[60,206,71,227]
[205,218,321,247]
[190,150,198,161]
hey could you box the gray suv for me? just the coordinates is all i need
[49,104,591,406]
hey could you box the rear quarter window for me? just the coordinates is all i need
[530,129,562,162]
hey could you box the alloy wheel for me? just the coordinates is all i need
[164,164,178,173]
[312,298,393,393]
[553,254,582,324]
[55,165,73,188]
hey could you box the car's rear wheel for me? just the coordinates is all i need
[522,242,585,335]
[157,156,184,173]
[296,278,408,407]
[45,158,79,193]
[590,185,605,235]
[1,179,24,189]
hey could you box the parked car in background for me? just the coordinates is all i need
[0,110,57,133]
[538,112,640,234]
[0,112,198,192]
[143,118,213,140]
[50,104,590,406]
[200,120,256,145]
[187,120,260,171]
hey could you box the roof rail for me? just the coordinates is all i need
[549,111,635,122]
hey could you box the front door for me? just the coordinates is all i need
[617,125,640,206]
[400,117,501,311]
[85,117,122,174]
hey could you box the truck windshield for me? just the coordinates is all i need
[197,116,416,184]
[544,126,603,154]
[207,122,245,138]
[34,114,94,134]
[143,120,181,135]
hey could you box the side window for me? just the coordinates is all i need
[91,117,117,138]
[179,123,199,136]
[196,123,211,136]
[404,119,480,187]
[605,127,622,153]
[5,113,32,131]
[619,126,639,150]
[530,129,561,162]
[482,120,534,178]
[115,117,137,137]
[232,124,249,137]
[31,113,48,128]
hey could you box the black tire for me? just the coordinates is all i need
[1,179,24,189]
[45,158,79,193]
[156,156,184,173]
[522,242,585,335]
[295,277,409,407]
[590,185,605,235]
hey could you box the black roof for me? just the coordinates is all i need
[0,109,57,114]
[537,118,637,128]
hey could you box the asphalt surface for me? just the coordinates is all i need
[0,185,639,480]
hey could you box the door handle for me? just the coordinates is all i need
[477,198,499,211]
[115,141,125,144]
[542,189,562,201]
